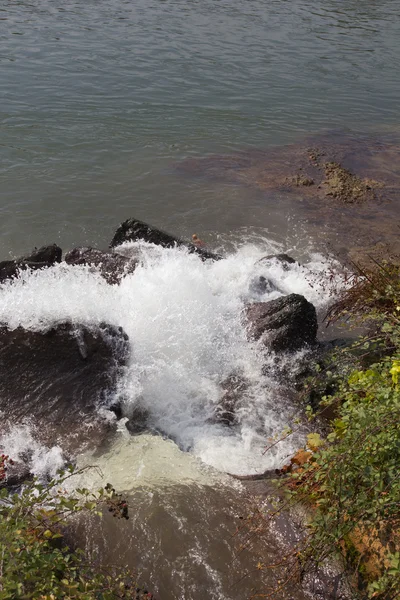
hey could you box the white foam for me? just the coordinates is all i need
[0,424,64,479]
[0,242,344,475]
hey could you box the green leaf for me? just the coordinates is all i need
[306,433,324,451]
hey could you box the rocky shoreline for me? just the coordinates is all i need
[0,217,325,488]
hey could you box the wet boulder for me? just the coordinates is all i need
[245,293,317,353]
[249,275,280,296]
[110,218,221,262]
[65,247,137,285]
[249,254,297,296]
[256,253,298,271]
[0,460,33,489]
[125,406,150,434]
[214,375,247,426]
[108,401,149,434]
[0,244,62,284]
[0,322,130,453]
[28,245,62,264]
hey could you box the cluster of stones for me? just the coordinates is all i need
[0,218,318,484]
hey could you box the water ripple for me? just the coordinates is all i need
[0,0,399,252]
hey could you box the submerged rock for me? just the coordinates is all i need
[0,322,130,453]
[0,244,62,284]
[323,161,377,203]
[65,247,137,285]
[288,173,315,187]
[245,293,317,353]
[177,132,400,261]
[110,218,221,261]
[177,134,391,205]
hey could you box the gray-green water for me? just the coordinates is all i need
[1,0,399,255]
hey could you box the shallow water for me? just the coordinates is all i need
[1,0,400,254]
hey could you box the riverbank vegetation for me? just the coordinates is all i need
[0,466,151,599]
[252,260,400,599]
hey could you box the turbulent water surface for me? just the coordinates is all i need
[1,0,399,598]
[1,241,341,474]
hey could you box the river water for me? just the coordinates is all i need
[1,1,399,598]
[1,0,400,255]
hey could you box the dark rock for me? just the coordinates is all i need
[214,375,247,426]
[318,338,351,352]
[108,401,149,433]
[0,323,130,453]
[301,338,355,417]
[0,261,22,282]
[125,406,150,434]
[110,218,221,262]
[245,293,318,353]
[28,244,62,264]
[0,461,33,488]
[256,253,298,271]
[65,247,137,285]
[109,402,123,419]
[249,254,297,295]
[249,275,280,296]
[0,244,62,284]
[229,469,277,481]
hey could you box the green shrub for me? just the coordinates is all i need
[294,261,400,599]
[297,361,400,598]
[0,465,148,600]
